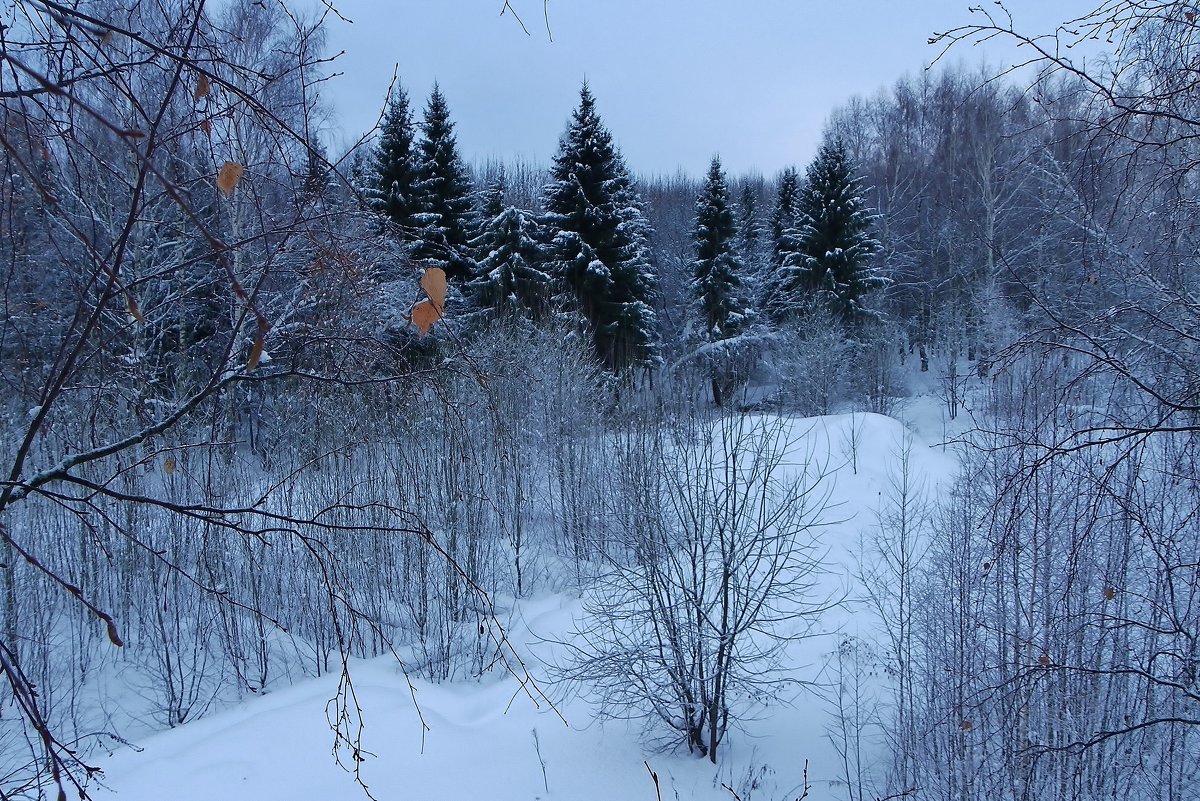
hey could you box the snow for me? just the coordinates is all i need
[93,412,958,801]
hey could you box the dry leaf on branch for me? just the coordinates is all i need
[194,74,211,101]
[126,294,144,322]
[410,267,448,335]
[411,300,441,337]
[217,161,243,196]
[163,455,176,474]
[421,267,447,310]
[246,333,265,370]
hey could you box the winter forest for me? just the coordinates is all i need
[2,1,1199,799]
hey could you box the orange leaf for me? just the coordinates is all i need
[411,300,442,337]
[217,161,244,196]
[421,267,447,310]
[246,334,265,370]
[194,74,211,101]
[126,294,144,322]
[163,455,176,474]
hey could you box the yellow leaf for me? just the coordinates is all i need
[163,455,176,474]
[217,161,244,196]
[411,300,442,337]
[194,74,211,101]
[421,267,447,310]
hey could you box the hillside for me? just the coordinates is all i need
[94,413,956,801]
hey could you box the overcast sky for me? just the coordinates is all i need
[321,1,1091,177]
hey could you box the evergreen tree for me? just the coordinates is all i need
[736,182,765,276]
[298,139,334,205]
[542,84,659,372]
[412,84,475,281]
[468,171,551,319]
[693,157,752,338]
[472,169,507,254]
[692,156,754,405]
[366,88,421,236]
[765,167,800,322]
[784,139,884,324]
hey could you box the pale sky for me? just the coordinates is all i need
[321,1,1092,177]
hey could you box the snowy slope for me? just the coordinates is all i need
[95,413,956,801]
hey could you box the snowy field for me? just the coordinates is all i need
[93,411,957,801]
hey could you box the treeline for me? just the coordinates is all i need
[823,55,1200,801]
[350,78,887,410]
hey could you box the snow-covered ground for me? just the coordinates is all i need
[94,412,958,801]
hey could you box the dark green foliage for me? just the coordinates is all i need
[692,157,755,405]
[366,88,422,236]
[769,167,800,272]
[736,182,765,275]
[299,140,333,204]
[469,173,552,319]
[693,156,752,339]
[412,85,475,281]
[784,139,884,323]
[765,167,800,322]
[542,84,660,373]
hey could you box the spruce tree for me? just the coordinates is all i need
[366,88,421,236]
[765,167,800,322]
[412,84,475,281]
[298,140,334,205]
[469,172,552,319]
[472,170,507,254]
[542,84,659,372]
[692,156,754,405]
[736,182,764,276]
[784,139,884,324]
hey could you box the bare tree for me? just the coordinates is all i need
[0,2,551,797]
[557,413,837,762]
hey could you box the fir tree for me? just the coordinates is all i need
[693,157,752,338]
[765,167,800,322]
[366,88,421,236]
[736,181,764,275]
[784,139,884,324]
[468,171,552,319]
[542,84,659,372]
[472,169,507,253]
[692,156,754,405]
[298,139,334,205]
[412,84,475,281]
